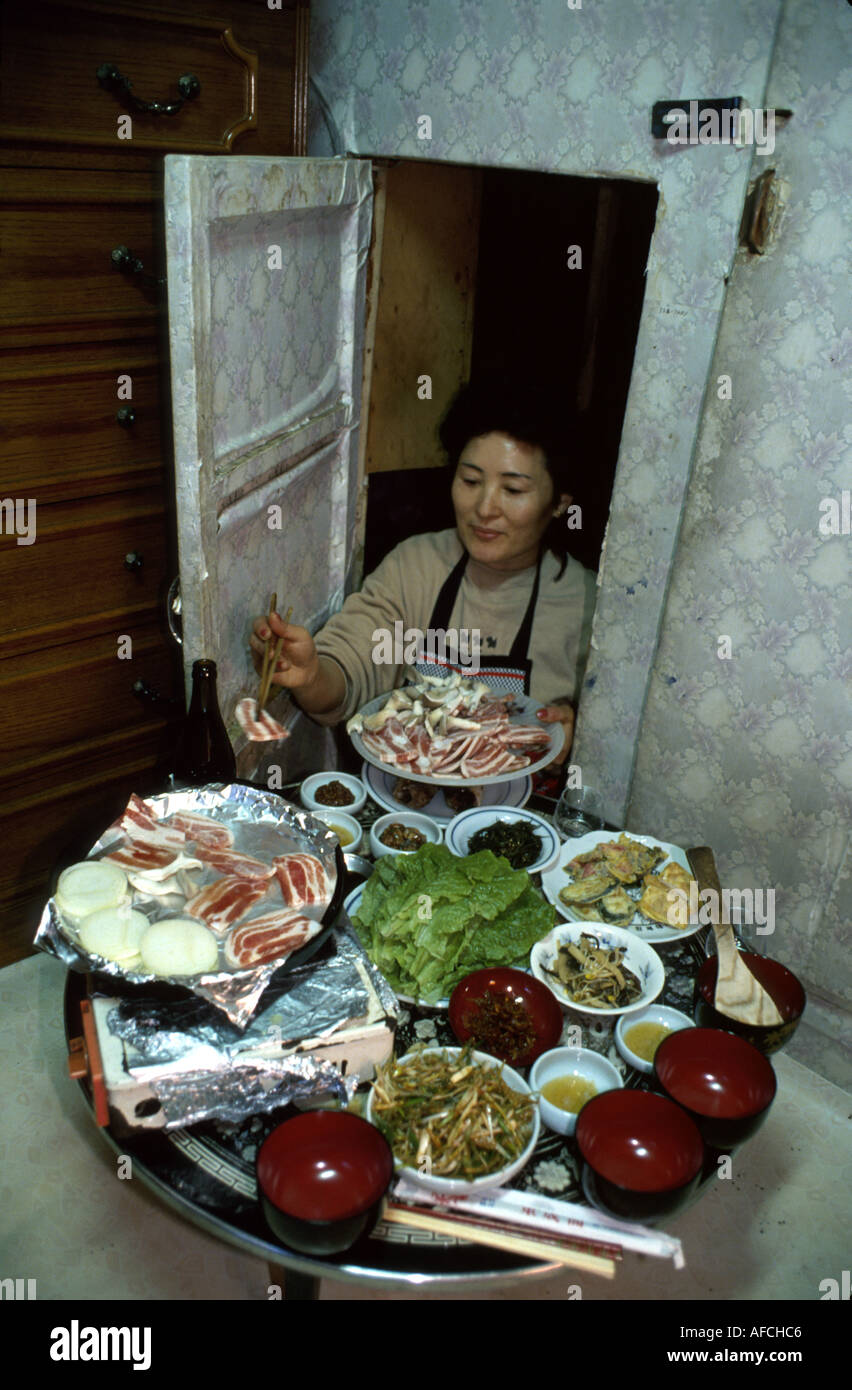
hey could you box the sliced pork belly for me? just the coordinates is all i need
[194,845,276,880]
[106,841,180,872]
[234,697,290,743]
[224,909,319,969]
[273,853,333,910]
[167,811,234,851]
[497,724,552,751]
[185,875,271,936]
[112,793,186,850]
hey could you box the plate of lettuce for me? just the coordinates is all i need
[346,842,556,1006]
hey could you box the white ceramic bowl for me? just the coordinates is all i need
[300,772,367,816]
[615,1005,695,1075]
[369,811,442,860]
[529,1046,623,1137]
[305,808,363,854]
[444,805,561,875]
[343,883,365,921]
[365,1046,539,1196]
[530,922,665,1018]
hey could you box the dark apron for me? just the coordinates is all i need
[413,549,542,696]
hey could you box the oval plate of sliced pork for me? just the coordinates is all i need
[347,674,563,786]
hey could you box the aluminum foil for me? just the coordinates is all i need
[98,929,397,1129]
[34,783,341,1028]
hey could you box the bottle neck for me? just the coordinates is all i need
[189,661,218,715]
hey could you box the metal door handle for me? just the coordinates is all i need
[97,63,201,117]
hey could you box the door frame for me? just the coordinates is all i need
[349,149,754,823]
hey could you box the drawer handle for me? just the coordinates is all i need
[111,245,166,288]
[132,679,181,709]
[124,551,144,571]
[116,407,136,428]
[97,63,201,117]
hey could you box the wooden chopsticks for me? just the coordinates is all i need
[257,594,293,714]
[383,1203,617,1277]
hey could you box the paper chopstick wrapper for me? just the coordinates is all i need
[384,1202,617,1276]
[392,1177,686,1268]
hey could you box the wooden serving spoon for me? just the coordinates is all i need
[687,846,783,1026]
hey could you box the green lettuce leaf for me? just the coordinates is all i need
[351,842,555,1002]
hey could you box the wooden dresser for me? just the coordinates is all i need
[0,0,310,965]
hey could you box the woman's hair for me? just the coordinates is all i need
[438,373,576,577]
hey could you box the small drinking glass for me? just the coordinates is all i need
[555,785,608,838]
[703,907,771,957]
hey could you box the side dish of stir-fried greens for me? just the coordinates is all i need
[370,1045,536,1181]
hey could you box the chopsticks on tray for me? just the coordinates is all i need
[383,1202,618,1278]
[257,593,293,714]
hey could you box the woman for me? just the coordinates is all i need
[251,377,596,760]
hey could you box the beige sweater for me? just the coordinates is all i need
[313,530,596,724]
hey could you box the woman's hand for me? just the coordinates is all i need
[250,614,346,716]
[536,702,575,765]
[251,613,320,691]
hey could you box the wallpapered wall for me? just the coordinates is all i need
[307,1,851,1049]
[627,0,851,1020]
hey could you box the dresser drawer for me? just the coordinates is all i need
[0,340,167,503]
[0,489,170,657]
[0,625,179,777]
[0,0,306,163]
[0,169,166,347]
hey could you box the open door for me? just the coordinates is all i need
[164,155,372,780]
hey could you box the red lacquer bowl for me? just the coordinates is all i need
[654,1027,777,1151]
[257,1111,394,1257]
[449,967,564,1068]
[575,1089,705,1221]
[694,952,805,1055]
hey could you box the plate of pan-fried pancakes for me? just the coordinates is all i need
[540,831,702,943]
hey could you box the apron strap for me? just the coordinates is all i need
[428,547,543,665]
[429,549,469,632]
[509,550,542,663]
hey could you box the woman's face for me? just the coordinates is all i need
[451,432,570,572]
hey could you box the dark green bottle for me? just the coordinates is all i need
[172,659,236,786]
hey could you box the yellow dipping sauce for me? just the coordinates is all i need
[624,1020,672,1062]
[328,823,354,847]
[541,1074,598,1113]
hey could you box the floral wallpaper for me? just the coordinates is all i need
[307,0,851,1058]
[628,0,851,1022]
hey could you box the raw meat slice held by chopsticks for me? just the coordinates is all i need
[240,593,294,741]
[235,697,290,743]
